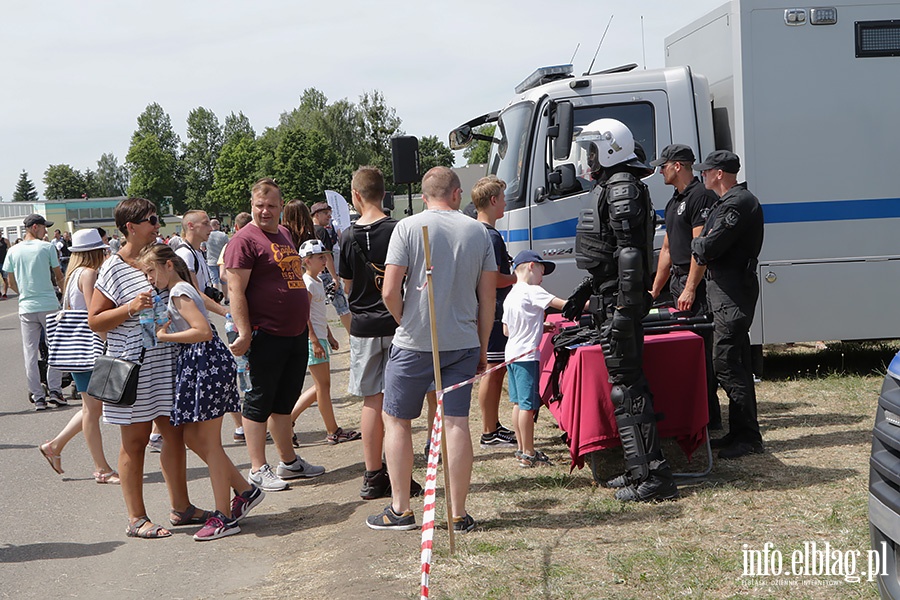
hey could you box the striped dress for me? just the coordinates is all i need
[95,254,176,425]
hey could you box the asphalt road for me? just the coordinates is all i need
[0,295,349,599]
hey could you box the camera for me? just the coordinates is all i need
[204,285,224,304]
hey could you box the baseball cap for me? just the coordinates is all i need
[650,144,696,167]
[693,150,741,174]
[310,201,331,216]
[299,239,327,258]
[24,214,53,228]
[512,250,556,275]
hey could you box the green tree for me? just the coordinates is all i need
[183,107,223,214]
[274,128,338,201]
[43,164,87,200]
[418,135,455,173]
[359,90,403,187]
[126,135,177,203]
[464,124,495,164]
[94,153,129,197]
[210,135,260,215]
[223,111,255,145]
[13,170,39,202]
[255,127,280,181]
[127,103,182,209]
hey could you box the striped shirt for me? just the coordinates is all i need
[95,254,176,425]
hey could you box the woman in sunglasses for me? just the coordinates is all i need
[89,198,209,539]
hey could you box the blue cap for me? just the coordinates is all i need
[512,250,555,275]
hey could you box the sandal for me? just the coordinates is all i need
[169,504,212,526]
[326,427,362,445]
[94,470,121,484]
[126,516,171,539]
[39,442,63,474]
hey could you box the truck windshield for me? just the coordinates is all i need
[488,101,534,208]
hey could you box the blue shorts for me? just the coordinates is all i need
[383,346,479,420]
[72,370,92,393]
[507,361,540,411]
[207,264,222,285]
[308,337,331,366]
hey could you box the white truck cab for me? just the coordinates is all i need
[450,0,900,346]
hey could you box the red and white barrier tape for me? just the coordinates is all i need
[419,343,540,599]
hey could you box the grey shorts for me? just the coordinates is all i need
[349,334,393,397]
[383,346,480,420]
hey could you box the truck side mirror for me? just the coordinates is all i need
[449,125,473,150]
[552,101,574,161]
[548,164,580,196]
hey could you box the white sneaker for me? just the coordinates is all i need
[248,464,288,491]
[276,455,325,480]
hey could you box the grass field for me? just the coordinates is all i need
[415,341,897,599]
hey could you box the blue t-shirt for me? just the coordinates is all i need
[2,239,60,314]
[484,223,512,322]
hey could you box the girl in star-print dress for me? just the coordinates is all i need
[139,244,263,542]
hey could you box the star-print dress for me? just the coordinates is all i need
[167,281,240,426]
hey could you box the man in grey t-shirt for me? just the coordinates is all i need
[205,219,229,290]
[366,166,496,533]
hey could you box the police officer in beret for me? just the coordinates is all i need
[649,144,722,430]
[691,150,764,459]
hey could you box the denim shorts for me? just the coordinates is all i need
[383,346,479,419]
[507,361,540,411]
[319,270,350,317]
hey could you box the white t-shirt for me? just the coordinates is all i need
[303,271,328,340]
[167,281,209,333]
[175,245,210,290]
[502,282,555,363]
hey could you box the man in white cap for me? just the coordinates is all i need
[3,214,65,411]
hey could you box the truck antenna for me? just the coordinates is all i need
[569,43,580,65]
[641,16,647,69]
[585,15,614,76]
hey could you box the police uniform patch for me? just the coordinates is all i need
[677,201,686,216]
[700,207,710,220]
[723,208,740,229]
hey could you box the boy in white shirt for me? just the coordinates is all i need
[291,240,361,445]
[502,250,566,467]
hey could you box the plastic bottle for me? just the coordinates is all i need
[225,313,251,392]
[139,296,157,348]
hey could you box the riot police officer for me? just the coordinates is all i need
[563,119,677,502]
[649,144,721,430]
[691,150,765,459]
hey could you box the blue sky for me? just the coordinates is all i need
[0,0,725,201]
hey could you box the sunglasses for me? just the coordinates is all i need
[133,215,159,226]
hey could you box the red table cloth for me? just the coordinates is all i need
[538,316,708,470]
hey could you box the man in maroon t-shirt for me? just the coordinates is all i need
[225,178,325,492]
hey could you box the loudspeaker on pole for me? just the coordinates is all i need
[391,136,421,185]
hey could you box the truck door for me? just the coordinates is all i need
[524,92,673,298]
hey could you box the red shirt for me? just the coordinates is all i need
[224,224,309,337]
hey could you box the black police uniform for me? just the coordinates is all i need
[663,177,720,427]
[691,183,764,448]
[570,161,677,502]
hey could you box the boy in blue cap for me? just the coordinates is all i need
[502,250,566,467]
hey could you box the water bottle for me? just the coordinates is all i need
[225,313,251,392]
[139,296,157,348]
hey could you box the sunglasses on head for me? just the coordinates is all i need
[133,215,159,226]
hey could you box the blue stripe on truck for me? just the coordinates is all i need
[501,197,900,242]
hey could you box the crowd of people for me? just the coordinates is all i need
[9,134,765,541]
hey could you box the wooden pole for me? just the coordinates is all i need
[421,225,456,555]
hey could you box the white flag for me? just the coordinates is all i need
[324,190,351,234]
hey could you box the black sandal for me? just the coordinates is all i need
[126,516,172,539]
[169,504,212,526]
